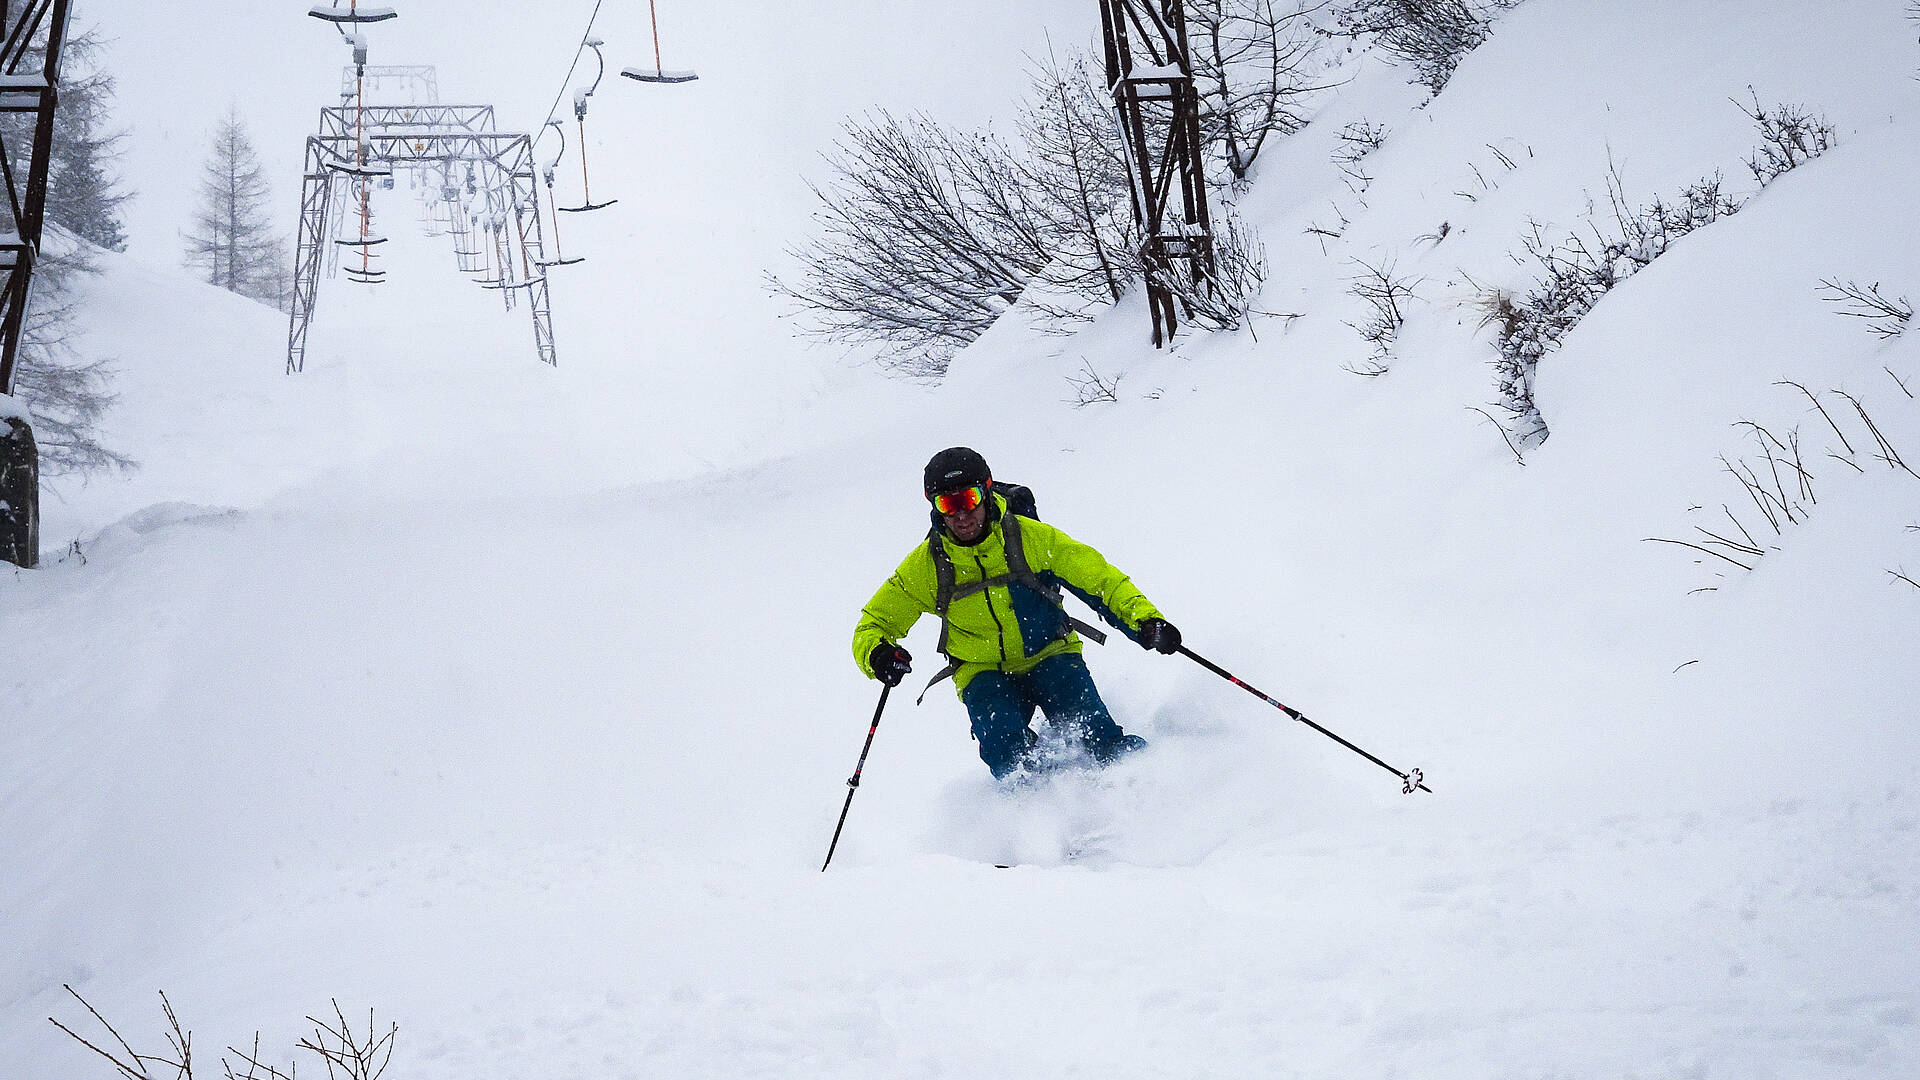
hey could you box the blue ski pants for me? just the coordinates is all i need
[961,653,1130,779]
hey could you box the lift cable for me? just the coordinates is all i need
[531,0,607,152]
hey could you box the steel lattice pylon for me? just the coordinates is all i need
[287,102,558,372]
[1098,0,1215,347]
[1,0,75,569]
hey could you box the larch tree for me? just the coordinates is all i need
[3,25,135,478]
[184,107,290,310]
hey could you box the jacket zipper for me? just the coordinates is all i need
[975,550,1009,662]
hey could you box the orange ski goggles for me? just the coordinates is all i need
[930,483,988,515]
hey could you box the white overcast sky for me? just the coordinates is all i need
[78,0,1093,267]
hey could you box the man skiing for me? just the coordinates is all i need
[852,447,1183,780]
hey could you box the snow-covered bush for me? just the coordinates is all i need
[779,42,1289,377]
[1336,0,1510,95]
[1491,174,1740,443]
[1735,91,1835,187]
[1163,209,1271,335]
[1345,255,1419,372]
[1490,97,1834,446]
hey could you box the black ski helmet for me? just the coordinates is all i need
[923,446,991,499]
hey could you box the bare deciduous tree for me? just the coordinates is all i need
[1189,0,1336,179]
[771,111,1058,377]
[1016,50,1140,313]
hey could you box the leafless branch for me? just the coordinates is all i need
[50,986,192,1080]
[1833,388,1918,478]
[1644,536,1754,572]
[1467,406,1525,465]
[1065,358,1121,406]
[1816,277,1912,339]
[1776,378,1853,454]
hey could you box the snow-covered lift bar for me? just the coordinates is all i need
[309,3,397,25]
[620,0,698,84]
[619,67,696,84]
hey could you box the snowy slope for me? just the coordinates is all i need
[6,2,1919,1078]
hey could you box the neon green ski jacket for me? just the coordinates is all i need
[852,494,1163,695]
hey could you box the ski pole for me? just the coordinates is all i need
[1178,645,1432,794]
[821,683,892,871]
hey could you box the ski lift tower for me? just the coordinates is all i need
[0,0,75,570]
[287,103,559,372]
[1099,0,1215,347]
[291,6,559,372]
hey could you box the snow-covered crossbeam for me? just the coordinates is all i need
[0,73,49,109]
[620,67,698,84]
[308,4,397,23]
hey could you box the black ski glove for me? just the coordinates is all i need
[1137,617,1181,655]
[868,642,913,687]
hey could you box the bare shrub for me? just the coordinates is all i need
[778,23,1326,376]
[1336,0,1511,94]
[1490,171,1740,444]
[772,112,1056,379]
[1817,278,1912,340]
[1016,50,1143,317]
[1735,89,1836,188]
[52,987,398,1080]
[1333,119,1388,190]
[1489,95,1832,449]
[1345,256,1419,372]
[1648,384,1918,586]
[1165,208,1271,334]
[1066,359,1122,406]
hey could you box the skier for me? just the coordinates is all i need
[852,447,1182,780]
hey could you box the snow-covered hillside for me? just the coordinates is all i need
[5,2,1917,1078]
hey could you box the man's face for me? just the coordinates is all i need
[933,482,990,544]
[943,501,988,544]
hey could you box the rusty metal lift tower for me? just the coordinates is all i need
[1099,0,1215,347]
[1,0,75,569]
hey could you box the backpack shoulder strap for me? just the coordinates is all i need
[999,514,1108,646]
[927,527,956,656]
